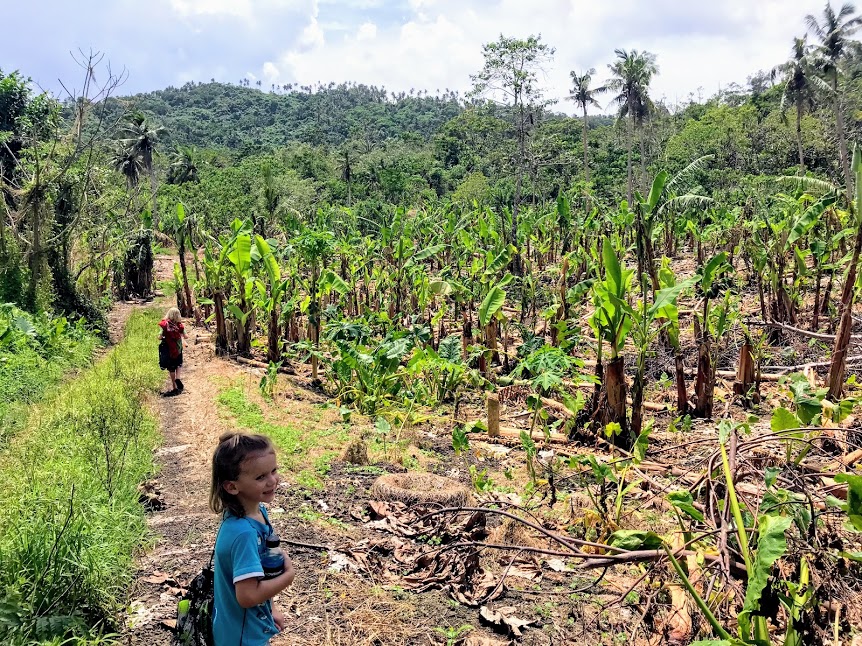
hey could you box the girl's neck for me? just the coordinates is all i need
[241,498,264,520]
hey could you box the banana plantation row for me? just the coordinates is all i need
[154,153,862,450]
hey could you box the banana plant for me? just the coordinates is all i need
[757,192,837,325]
[629,278,693,434]
[160,202,194,317]
[253,235,289,363]
[202,218,250,355]
[226,228,254,356]
[692,252,734,418]
[293,226,335,381]
[588,238,634,447]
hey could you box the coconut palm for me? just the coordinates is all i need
[605,49,658,203]
[773,37,820,174]
[120,111,165,220]
[568,68,606,184]
[168,145,199,185]
[806,2,862,201]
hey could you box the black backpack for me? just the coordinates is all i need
[172,552,215,646]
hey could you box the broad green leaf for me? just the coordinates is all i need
[13,316,37,338]
[320,269,350,295]
[374,417,391,434]
[787,194,836,246]
[700,252,728,293]
[646,170,669,211]
[770,407,801,432]
[608,530,664,551]
[414,243,446,261]
[429,279,453,296]
[176,201,186,224]
[633,422,653,464]
[485,245,514,275]
[226,303,247,324]
[668,490,705,522]
[834,473,862,531]
[228,234,252,275]
[602,238,623,296]
[479,285,506,327]
[254,235,280,285]
[438,335,462,363]
[738,515,792,637]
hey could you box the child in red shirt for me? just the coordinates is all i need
[158,307,187,396]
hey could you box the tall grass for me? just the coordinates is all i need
[0,309,163,645]
[0,306,98,445]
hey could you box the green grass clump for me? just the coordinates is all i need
[0,309,163,645]
[0,306,99,445]
[216,386,348,481]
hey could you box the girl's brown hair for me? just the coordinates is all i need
[210,432,275,517]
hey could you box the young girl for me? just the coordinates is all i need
[210,433,295,646]
[158,307,186,396]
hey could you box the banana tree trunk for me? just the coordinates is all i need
[827,221,862,398]
[214,291,228,356]
[593,356,631,449]
[674,353,688,415]
[693,339,714,418]
[178,239,193,318]
[267,306,281,363]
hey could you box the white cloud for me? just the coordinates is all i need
[357,21,377,41]
[260,0,828,115]
[262,61,281,82]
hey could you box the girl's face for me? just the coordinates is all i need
[224,450,279,508]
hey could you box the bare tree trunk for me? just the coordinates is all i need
[834,90,853,205]
[582,107,590,184]
[796,103,805,174]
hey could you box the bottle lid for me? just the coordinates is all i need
[265,534,281,548]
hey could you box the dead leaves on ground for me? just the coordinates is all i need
[341,500,546,612]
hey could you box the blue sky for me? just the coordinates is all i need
[1,0,831,113]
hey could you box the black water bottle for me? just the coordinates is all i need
[261,534,285,579]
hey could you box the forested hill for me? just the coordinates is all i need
[103,81,464,150]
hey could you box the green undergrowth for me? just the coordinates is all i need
[0,309,163,645]
[217,384,349,489]
[0,306,99,445]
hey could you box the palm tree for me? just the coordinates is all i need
[120,112,165,220]
[806,2,862,201]
[773,37,819,174]
[605,49,658,203]
[568,68,606,184]
[168,146,199,185]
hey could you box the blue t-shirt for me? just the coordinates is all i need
[213,505,279,646]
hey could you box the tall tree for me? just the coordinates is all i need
[773,37,819,174]
[167,145,200,185]
[120,111,164,221]
[605,49,658,204]
[568,68,605,184]
[806,1,862,202]
[470,34,555,275]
